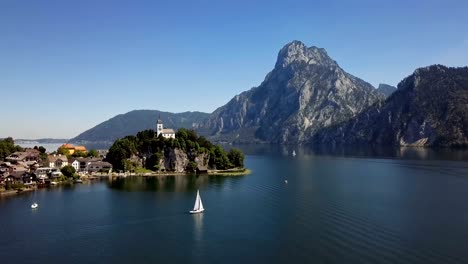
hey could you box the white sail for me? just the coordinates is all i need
[193,190,201,211]
[198,194,204,211]
[190,190,204,213]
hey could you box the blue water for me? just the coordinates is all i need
[1,147,468,263]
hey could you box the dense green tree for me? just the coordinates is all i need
[57,147,70,156]
[61,165,76,178]
[186,161,198,173]
[106,128,244,172]
[176,128,188,140]
[72,151,87,158]
[145,152,162,171]
[0,137,22,160]
[38,146,46,154]
[209,145,232,170]
[228,148,244,168]
[87,149,99,158]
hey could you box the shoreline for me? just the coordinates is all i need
[93,168,251,178]
[0,168,251,198]
[0,186,35,197]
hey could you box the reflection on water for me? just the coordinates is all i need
[192,213,204,241]
[107,174,233,192]
[230,144,468,161]
[1,146,468,263]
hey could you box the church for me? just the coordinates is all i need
[156,119,176,139]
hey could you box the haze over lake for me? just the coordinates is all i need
[1,145,468,263]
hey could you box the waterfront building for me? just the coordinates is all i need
[156,119,176,139]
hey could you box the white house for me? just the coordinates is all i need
[69,159,80,172]
[87,161,112,173]
[156,119,175,139]
[47,155,68,168]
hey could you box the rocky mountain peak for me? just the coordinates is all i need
[376,83,397,98]
[399,65,451,91]
[275,40,337,69]
[203,40,383,144]
[314,65,468,147]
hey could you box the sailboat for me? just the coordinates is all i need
[189,190,205,214]
[31,189,38,209]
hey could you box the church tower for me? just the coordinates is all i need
[155,116,176,139]
[156,118,163,137]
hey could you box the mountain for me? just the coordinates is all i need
[376,83,397,98]
[14,138,68,144]
[313,65,468,147]
[70,110,209,144]
[200,40,384,144]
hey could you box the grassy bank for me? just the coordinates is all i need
[208,168,251,176]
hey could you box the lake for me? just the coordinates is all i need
[1,146,468,263]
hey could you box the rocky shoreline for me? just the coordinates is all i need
[95,168,251,178]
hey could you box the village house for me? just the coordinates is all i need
[22,172,36,185]
[69,158,80,172]
[0,162,10,177]
[156,119,176,139]
[35,167,54,180]
[5,165,29,184]
[6,149,41,164]
[97,149,108,158]
[69,157,104,173]
[87,161,112,173]
[60,143,87,155]
[47,154,69,168]
[0,162,9,187]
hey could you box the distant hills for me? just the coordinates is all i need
[70,110,209,144]
[70,41,467,148]
[15,138,68,144]
[313,65,468,147]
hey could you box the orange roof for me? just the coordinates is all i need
[60,144,86,151]
[74,146,86,151]
[61,143,74,149]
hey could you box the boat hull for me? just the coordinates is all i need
[189,209,204,214]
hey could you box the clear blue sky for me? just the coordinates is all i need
[1,0,467,139]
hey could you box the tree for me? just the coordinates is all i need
[39,153,48,163]
[0,137,23,160]
[38,146,46,153]
[61,165,76,178]
[186,161,198,173]
[228,148,245,168]
[72,151,87,157]
[210,145,232,170]
[105,127,245,172]
[87,149,99,158]
[57,147,69,156]
[145,152,162,171]
[176,128,189,140]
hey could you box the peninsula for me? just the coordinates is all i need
[105,119,247,176]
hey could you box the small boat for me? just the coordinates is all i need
[74,179,83,183]
[284,180,288,184]
[292,150,296,157]
[50,181,58,185]
[189,190,205,214]
[31,203,38,209]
